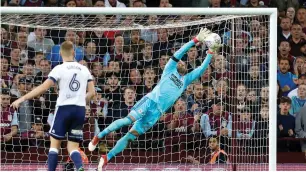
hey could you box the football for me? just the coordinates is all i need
[204,33,221,48]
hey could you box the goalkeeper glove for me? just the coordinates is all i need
[194,28,212,43]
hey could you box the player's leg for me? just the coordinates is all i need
[48,136,61,171]
[89,97,150,151]
[48,107,67,171]
[98,128,140,171]
[98,104,162,169]
[67,105,86,171]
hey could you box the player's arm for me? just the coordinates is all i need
[85,67,96,104]
[86,81,96,104]
[185,34,222,85]
[163,28,212,74]
[11,79,54,109]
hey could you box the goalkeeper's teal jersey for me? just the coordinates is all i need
[146,40,213,113]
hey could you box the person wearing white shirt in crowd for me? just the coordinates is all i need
[28,27,54,55]
[288,74,306,98]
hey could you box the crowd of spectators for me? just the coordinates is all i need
[1,0,306,164]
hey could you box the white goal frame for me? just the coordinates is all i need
[1,7,278,171]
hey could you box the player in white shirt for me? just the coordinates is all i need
[11,41,96,171]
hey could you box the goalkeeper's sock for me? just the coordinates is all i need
[48,148,59,171]
[107,132,136,161]
[70,150,84,171]
[97,117,133,139]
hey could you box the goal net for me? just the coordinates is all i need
[0,8,276,171]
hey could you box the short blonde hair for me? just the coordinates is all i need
[60,41,74,58]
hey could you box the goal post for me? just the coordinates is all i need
[0,7,278,171]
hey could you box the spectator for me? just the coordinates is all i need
[296,7,306,31]
[286,7,296,24]
[187,82,206,115]
[1,57,13,89]
[289,23,305,57]
[164,98,194,133]
[105,86,136,134]
[9,47,23,76]
[109,86,136,121]
[159,0,171,7]
[200,65,213,86]
[295,104,306,152]
[107,34,124,63]
[65,0,77,6]
[293,56,305,76]
[212,55,231,80]
[105,0,126,7]
[209,0,221,7]
[290,84,306,115]
[21,117,48,147]
[125,68,142,98]
[106,60,121,75]
[91,87,108,118]
[208,136,229,164]
[140,15,159,43]
[0,89,18,143]
[235,83,248,112]
[11,77,33,133]
[215,78,229,100]
[13,32,35,64]
[288,74,306,98]
[104,72,122,105]
[93,0,105,6]
[186,46,201,72]
[27,27,54,55]
[153,28,173,59]
[246,89,259,113]
[21,61,35,79]
[33,52,44,75]
[34,59,51,83]
[236,108,256,140]
[139,67,157,98]
[139,43,158,68]
[259,85,269,106]
[83,40,104,66]
[278,17,292,45]
[1,27,12,56]
[277,57,297,96]
[91,62,104,87]
[88,30,110,59]
[20,0,43,6]
[75,0,88,6]
[156,53,169,78]
[255,105,269,152]
[121,46,137,73]
[278,40,295,72]
[278,97,295,138]
[78,59,88,68]
[244,65,265,90]
[270,0,299,16]
[200,98,232,138]
[47,30,84,67]
[132,0,145,7]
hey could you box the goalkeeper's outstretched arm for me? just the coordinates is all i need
[163,28,212,75]
[184,34,222,86]
[184,51,214,86]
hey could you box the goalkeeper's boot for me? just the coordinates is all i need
[88,136,99,151]
[98,155,108,171]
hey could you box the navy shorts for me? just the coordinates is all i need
[49,105,85,142]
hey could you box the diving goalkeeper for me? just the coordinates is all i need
[89,28,222,170]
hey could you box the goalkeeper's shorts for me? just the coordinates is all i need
[130,96,162,135]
